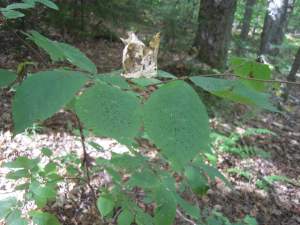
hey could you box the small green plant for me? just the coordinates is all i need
[211,128,275,159]
[227,167,252,181]
[256,175,294,190]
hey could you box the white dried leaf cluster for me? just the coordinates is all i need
[121,32,160,78]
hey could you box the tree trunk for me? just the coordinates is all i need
[259,0,294,56]
[282,46,300,101]
[287,46,300,82]
[194,0,237,70]
[240,0,257,41]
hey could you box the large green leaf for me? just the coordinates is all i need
[144,80,210,169]
[57,43,97,74]
[26,31,97,74]
[190,76,277,112]
[75,82,142,144]
[29,211,60,225]
[230,57,271,91]
[12,70,87,133]
[26,31,65,61]
[97,195,115,217]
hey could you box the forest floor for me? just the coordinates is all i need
[0,32,300,225]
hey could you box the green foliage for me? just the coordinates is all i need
[117,209,134,225]
[144,80,210,169]
[0,197,18,219]
[12,70,87,133]
[227,167,252,181]
[256,175,294,190]
[211,128,274,159]
[97,194,115,217]
[75,81,142,144]
[96,71,130,89]
[190,76,278,112]
[0,0,58,19]
[29,211,60,225]
[0,69,17,88]
[25,31,97,74]
[230,57,271,91]
[1,148,62,225]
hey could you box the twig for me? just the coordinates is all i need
[200,73,300,85]
[73,112,97,202]
[176,209,197,225]
[150,73,300,86]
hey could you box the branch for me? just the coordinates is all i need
[150,72,300,86]
[73,112,97,201]
[176,209,197,225]
[200,73,300,85]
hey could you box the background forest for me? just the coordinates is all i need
[0,1,300,225]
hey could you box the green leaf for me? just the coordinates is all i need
[153,186,176,225]
[185,166,209,195]
[25,31,65,61]
[6,169,30,180]
[12,70,87,133]
[0,69,16,87]
[6,3,34,10]
[230,57,271,91]
[0,197,17,219]
[190,77,277,112]
[175,195,200,219]
[41,148,52,157]
[243,216,258,225]
[4,157,38,170]
[43,162,57,175]
[144,80,210,169]
[135,210,154,225]
[0,9,25,19]
[36,0,59,10]
[57,43,97,74]
[117,209,134,225]
[127,169,159,189]
[131,78,161,87]
[75,82,142,144]
[157,70,176,79]
[29,182,56,208]
[196,161,231,187]
[97,195,115,217]
[110,153,145,171]
[29,211,60,225]
[26,31,96,73]
[6,210,28,225]
[96,73,130,89]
